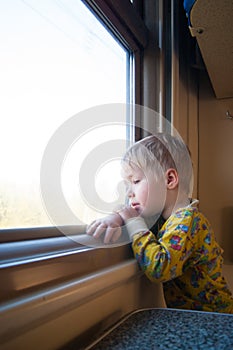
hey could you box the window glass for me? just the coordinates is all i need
[0,0,129,228]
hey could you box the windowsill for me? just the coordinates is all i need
[0,226,133,303]
[0,258,142,350]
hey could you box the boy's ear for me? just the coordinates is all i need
[165,168,179,189]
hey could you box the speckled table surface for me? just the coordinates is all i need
[88,308,233,350]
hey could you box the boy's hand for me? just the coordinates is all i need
[86,206,139,244]
[117,206,139,222]
[86,213,123,244]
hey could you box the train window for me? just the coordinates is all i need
[0,1,150,312]
[0,0,137,229]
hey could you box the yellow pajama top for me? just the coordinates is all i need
[128,206,233,313]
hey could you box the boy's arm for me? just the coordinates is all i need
[86,206,139,244]
[121,211,196,283]
[86,212,123,244]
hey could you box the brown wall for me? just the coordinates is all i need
[198,71,233,264]
[174,3,233,292]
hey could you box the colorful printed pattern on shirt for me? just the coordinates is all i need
[132,207,233,313]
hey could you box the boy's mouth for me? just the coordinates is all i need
[131,202,141,211]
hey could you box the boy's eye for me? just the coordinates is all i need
[133,179,140,184]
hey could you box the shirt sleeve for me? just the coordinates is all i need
[125,216,149,240]
[129,210,197,283]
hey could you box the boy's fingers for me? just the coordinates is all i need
[86,221,101,234]
[111,227,122,243]
[86,226,93,235]
[86,219,122,243]
[104,226,121,244]
[93,223,107,238]
[103,227,115,244]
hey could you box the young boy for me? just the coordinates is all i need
[87,133,233,313]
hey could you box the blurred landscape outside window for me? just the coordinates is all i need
[0,0,129,228]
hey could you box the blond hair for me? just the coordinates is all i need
[122,133,193,195]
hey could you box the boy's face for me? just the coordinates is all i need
[122,165,166,218]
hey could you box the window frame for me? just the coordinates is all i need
[0,0,148,303]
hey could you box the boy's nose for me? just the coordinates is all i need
[126,187,134,198]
